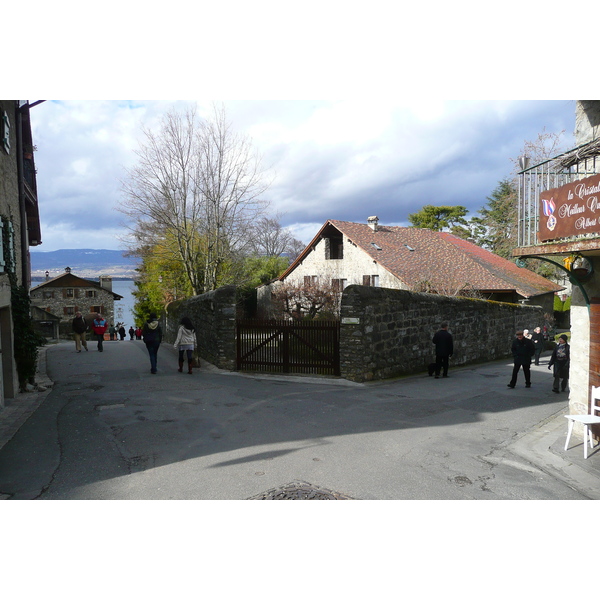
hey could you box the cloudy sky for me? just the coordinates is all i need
[27,99,577,253]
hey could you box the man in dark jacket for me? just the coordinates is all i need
[508,330,536,388]
[72,311,89,353]
[432,323,453,379]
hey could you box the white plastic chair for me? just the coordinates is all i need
[564,385,600,459]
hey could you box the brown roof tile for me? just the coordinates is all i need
[282,220,563,298]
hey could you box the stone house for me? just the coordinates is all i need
[0,100,43,404]
[261,217,562,317]
[30,269,122,335]
[513,100,600,443]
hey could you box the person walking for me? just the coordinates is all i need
[548,334,570,393]
[531,326,545,365]
[72,311,89,353]
[142,313,163,374]
[507,330,535,388]
[92,313,108,352]
[129,326,135,340]
[135,327,142,340]
[432,323,453,379]
[109,324,116,341]
[173,316,197,374]
[118,325,126,341]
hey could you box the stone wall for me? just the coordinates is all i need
[163,285,236,370]
[339,285,547,382]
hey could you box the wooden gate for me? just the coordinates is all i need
[236,319,340,376]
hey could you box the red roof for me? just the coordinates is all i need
[281,220,563,298]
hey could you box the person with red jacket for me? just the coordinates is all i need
[92,313,108,352]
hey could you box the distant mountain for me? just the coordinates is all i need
[30,249,139,279]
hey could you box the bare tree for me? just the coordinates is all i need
[196,104,270,291]
[119,104,270,295]
[249,214,304,258]
[272,280,341,319]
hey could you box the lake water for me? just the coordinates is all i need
[112,280,137,328]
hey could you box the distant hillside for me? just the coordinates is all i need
[30,249,139,279]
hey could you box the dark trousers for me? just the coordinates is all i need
[96,334,104,351]
[534,348,543,365]
[435,355,449,377]
[145,341,161,373]
[178,349,193,363]
[510,359,531,386]
[553,362,569,391]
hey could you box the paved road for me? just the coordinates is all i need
[0,339,595,499]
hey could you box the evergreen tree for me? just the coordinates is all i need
[475,179,518,259]
[408,205,469,232]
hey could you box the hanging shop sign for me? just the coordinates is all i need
[538,173,600,242]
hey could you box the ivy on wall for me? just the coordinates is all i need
[2,215,46,391]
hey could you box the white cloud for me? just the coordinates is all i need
[28,99,577,253]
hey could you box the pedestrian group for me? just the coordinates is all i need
[429,321,569,393]
[71,310,200,377]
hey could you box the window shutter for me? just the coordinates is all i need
[0,223,5,272]
[2,110,10,153]
[363,275,371,286]
[63,289,67,298]
[63,307,68,315]
[75,289,79,298]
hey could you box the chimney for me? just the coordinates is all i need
[99,275,113,292]
[367,216,379,232]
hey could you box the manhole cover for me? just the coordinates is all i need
[248,480,354,500]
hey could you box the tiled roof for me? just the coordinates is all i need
[30,272,123,300]
[283,220,563,298]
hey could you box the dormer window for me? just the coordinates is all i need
[325,235,343,259]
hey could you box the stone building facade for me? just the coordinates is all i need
[0,100,42,404]
[30,271,122,336]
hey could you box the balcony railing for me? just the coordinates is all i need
[517,139,600,248]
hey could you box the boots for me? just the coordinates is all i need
[188,361,193,374]
[178,360,184,372]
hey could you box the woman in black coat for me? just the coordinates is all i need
[548,334,570,393]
